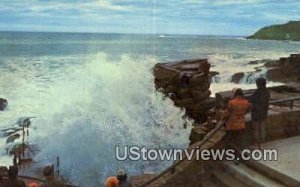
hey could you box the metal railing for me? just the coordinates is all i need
[269,96,300,109]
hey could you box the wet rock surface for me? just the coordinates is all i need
[230,72,245,84]
[230,54,300,83]
[0,98,8,111]
[154,58,213,123]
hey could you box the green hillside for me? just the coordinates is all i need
[247,21,300,41]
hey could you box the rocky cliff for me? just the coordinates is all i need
[154,59,215,123]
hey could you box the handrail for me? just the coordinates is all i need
[270,96,300,104]
[270,96,300,109]
[138,121,224,187]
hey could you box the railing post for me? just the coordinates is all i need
[57,156,60,177]
[290,101,294,109]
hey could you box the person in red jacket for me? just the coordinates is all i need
[28,182,39,187]
[105,176,119,187]
[226,88,250,148]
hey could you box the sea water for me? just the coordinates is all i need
[0,31,300,186]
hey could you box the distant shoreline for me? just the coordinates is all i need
[247,20,300,42]
[0,30,245,38]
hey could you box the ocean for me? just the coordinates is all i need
[0,31,300,186]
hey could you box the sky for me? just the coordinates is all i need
[0,0,300,36]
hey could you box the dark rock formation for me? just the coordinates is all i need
[264,54,300,82]
[154,59,213,123]
[230,54,300,84]
[230,72,244,83]
[0,98,8,111]
[247,20,300,41]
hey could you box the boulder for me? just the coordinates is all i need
[0,98,8,111]
[230,72,245,83]
[266,67,298,82]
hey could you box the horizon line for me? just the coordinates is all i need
[0,30,247,37]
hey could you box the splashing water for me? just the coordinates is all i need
[28,53,192,186]
[208,51,292,83]
[208,51,288,95]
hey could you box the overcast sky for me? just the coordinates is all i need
[0,0,300,36]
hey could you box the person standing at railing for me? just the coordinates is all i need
[250,77,270,149]
[225,88,251,148]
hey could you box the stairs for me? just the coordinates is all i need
[204,159,299,187]
[211,168,247,187]
[222,161,284,187]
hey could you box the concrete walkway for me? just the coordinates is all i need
[260,136,300,181]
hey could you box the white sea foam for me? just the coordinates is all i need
[23,53,192,186]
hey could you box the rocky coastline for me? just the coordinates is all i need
[230,54,300,84]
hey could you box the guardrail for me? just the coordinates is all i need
[270,96,300,109]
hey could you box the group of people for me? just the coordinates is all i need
[0,165,65,187]
[224,77,270,149]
